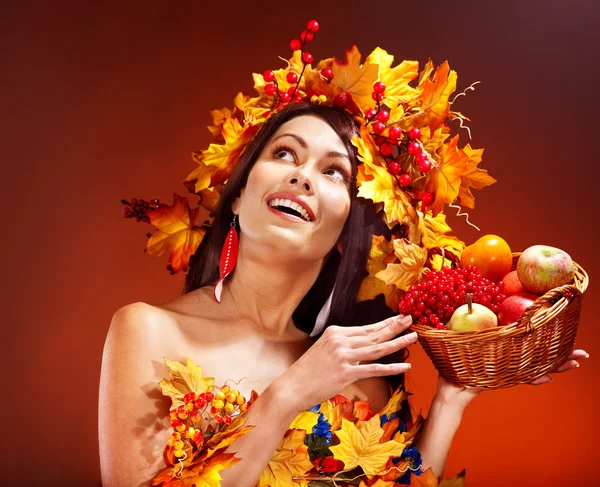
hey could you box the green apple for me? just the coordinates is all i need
[448,294,498,331]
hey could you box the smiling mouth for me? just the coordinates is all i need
[268,199,313,222]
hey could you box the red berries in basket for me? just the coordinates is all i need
[399,265,506,329]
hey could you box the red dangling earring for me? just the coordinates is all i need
[214,215,239,303]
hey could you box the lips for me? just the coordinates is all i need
[266,192,316,222]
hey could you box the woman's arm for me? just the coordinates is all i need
[99,303,173,487]
[415,392,466,477]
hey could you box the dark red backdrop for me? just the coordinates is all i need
[3,1,599,485]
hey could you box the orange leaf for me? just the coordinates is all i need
[331,45,379,107]
[403,61,457,134]
[147,194,206,274]
[423,135,469,216]
[457,144,496,209]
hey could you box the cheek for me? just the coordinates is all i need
[321,185,351,224]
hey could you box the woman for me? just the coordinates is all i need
[99,101,587,486]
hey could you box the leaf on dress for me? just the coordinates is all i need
[289,410,321,432]
[329,416,406,477]
[146,193,206,273]
[258,429,313,487]
[158,357,215,410]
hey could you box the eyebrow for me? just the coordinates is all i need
[271,133,350,161]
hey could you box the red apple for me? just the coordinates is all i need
[517,245,575,295]
[497,293,539,326]
[501,270,527,297]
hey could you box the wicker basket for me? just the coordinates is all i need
[410,253,589,389]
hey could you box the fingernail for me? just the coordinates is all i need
[545,377,553,383]
[586,353,590,359]
[576,362,580,368]
[399,315,412,324]
[406,331,418,341]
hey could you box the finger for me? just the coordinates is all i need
[529,375,552,386]
[348,314,412,336]
[568,349,589,360]
[352,332,419,362]
[552,359,580,373]
[354,361,412,380]
[349,315,413,347]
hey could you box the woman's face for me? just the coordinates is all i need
[232,114,354,262]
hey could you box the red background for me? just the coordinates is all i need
[3,1,599,485]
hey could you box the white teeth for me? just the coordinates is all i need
[269,198,312,222]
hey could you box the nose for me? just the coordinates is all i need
[287,171,312,193]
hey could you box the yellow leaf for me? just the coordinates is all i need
[378,387,409,419]
[356,235,401,311]
[185,453,240,487]
[457,144,496,209]
[258,429,313,487]
[329,416,406,477]
[146,194,206,274]
[375,239,428,292]
[365,47,420,109]
[354,127,416,226]
[423,135,469,216]
[331,45,379,107]
[158,357,215,410]
[186,118,258,192]
[197,187,222,214]
[288,411,320,432]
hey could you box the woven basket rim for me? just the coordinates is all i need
[410,254,588,342]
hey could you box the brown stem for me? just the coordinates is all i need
[466,293,473,314]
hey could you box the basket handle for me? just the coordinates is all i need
[516,283,583,333]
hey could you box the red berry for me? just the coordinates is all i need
[373,81,386,94]
[194,398,206,409]
[436,323,446,330]
[416,152,428,164]
[292,95,303,103]
[389,126,402,139]
[380,143,393,156]
[286,72,298,84]
[264,84,277,96]
[399,174,411,186]
[366,109,377,120]
[302,52,314,64]
[372,121,385,134]
[408,142,422,155]
[183,393,195,403]
[372,92,384,102]
[170,418,182,427]
[287,86,296,95]
[420,192,433,206]
[389,162,401,175]
[321,67,334,80]
[214,415,223,424]
[418,160,432,173]
[279,92,291,103]
[300,30,314,42]
[205,392,214,402]
[375,136,386,146]
[334,93,347,107]
[263,70,275,82]
[377,110,390,123]
[408,127,421,139]
[223,415,233,424]
[290,39,302,51]
[307,19,320,32]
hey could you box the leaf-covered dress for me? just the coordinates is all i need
[151,357,465,487]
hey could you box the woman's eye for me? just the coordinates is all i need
[273,148,295,162]
[324,166,350,184]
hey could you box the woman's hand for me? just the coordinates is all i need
[434,348,590,411]
[273,314,417,414]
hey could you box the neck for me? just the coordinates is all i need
[220,241,325,337]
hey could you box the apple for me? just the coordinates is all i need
[497,293,539,326]
[448,295,498,331]
[501,270,526,297]
[517,245,575,295]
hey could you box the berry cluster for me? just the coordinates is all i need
[167,385,248,458]
[263,19,324,107]
[399,265,506,329]
[121,197,160,223]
